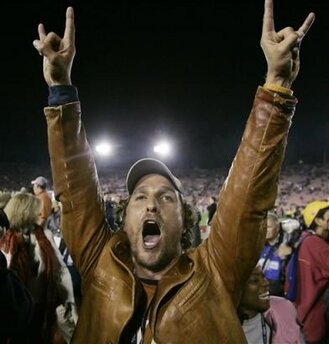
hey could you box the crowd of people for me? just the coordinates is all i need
[0,161,328,218]
[1,0,328,343]
[1,171,328,343]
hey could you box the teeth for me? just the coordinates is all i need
[143,234,161,249]
[258,292,270,300]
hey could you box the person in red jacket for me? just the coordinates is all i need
[293,201,329,343]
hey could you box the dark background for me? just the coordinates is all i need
[1,0,328,170]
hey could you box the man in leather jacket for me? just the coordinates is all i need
[33,1,314,342]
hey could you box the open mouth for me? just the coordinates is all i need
[142,220,161,249]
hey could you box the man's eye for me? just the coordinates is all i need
[161,194,174,202]
[135,195,146,201]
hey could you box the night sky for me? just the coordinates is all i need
[1,0,329,169]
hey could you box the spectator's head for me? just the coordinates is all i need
[238,265,270,321]
[4,193,41,231]
[266,212,280,244]
[119,158,195,278]
[303,200,329,241]
[31,176,48,195]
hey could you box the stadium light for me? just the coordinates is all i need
[153,140,172,158]
[95,141,113,157]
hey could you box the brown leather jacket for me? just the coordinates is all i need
[45,86,296,343]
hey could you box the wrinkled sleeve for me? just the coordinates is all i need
[201,87,297,301]
[44,102,111,284]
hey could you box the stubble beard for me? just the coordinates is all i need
[132,235,180,273]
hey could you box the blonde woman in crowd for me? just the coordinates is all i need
[0,193,76,343]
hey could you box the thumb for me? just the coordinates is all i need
[33,40,43,56]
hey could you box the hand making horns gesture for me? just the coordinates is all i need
[33,3,315,90]
[33,7,76,87]
[261,0,315,88]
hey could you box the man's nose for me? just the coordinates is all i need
[146,197,158,212]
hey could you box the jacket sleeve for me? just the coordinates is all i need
[200,87,297,300]
[44,102,111,283]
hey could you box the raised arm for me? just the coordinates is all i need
[202,0,315,302]
[33,8,109,279]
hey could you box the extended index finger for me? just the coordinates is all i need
[297,12,315,39]
[262,0,275,33]
[63,7,75,44]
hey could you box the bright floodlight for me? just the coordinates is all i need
[153,140,172,157]
[95,142,112,156]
